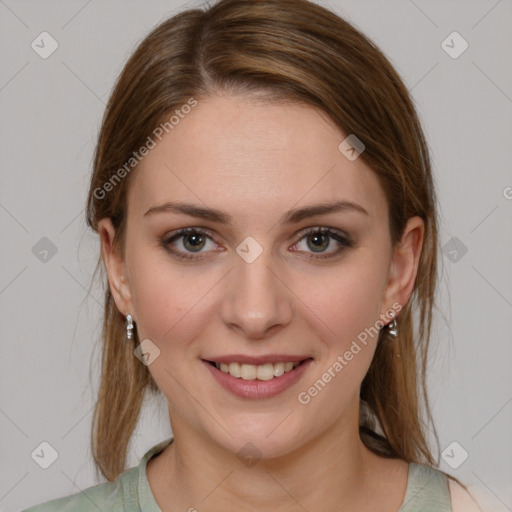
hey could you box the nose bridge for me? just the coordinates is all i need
[220,247,293,338]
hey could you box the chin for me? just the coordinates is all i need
[202,413,310,462]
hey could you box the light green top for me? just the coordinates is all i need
[23,437,452,511]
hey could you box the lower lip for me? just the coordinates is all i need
[202,359,313,399]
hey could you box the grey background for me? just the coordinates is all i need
[1,0,511,510]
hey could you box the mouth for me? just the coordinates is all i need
[202,356,313,399]
[201,354,314,399]
[205,359,309,381]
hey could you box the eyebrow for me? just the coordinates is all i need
[144,200,369,224]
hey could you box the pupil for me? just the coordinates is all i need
[308,233,328,252]
[184,233,205,251]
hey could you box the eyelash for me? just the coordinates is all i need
[161,226,354,261]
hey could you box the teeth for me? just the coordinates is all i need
[240,364,256,380]
[228,362,241,378]
[273,362,285,377]
[215,361,303,380]
[256,363,274,381]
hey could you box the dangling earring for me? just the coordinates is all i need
[385,310,398,338]
[126,314,134,339]
[387,317,398,337]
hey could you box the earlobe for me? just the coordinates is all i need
[97,218,133,317]
[382,216,425,315]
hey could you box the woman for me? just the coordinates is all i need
[24,0,484,510]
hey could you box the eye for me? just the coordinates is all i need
[291,227,353,259]
[162,226,354,261]
[162,228,219,260]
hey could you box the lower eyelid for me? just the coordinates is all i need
[292,240,351,258]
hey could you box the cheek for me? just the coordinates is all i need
[300,255,387,348]
[127,247,220,353]
[127,255,220,402]
[131,274,194,343]
[292,261,387,422]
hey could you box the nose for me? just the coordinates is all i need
[220,249,294,339]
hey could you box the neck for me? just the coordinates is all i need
[150,402,388,511]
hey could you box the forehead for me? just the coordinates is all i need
[129,95,386,221]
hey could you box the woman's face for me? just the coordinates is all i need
[100,94,423,458]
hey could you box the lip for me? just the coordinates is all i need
[202,357,313,399]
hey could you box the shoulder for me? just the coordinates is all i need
[21,466,137,512]
[449,479,510,512]
[22,437,172,512]
[449,479,481,512]
[399,462,452,510]
[403,464,507,512]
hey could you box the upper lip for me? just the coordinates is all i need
[203,354,312,365]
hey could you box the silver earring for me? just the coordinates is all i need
[387,318,398,338]
[126,314,134,339]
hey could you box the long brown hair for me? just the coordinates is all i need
[87,0,440,481]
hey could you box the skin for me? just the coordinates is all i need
[99,93,424,511]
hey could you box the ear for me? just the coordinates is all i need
[98,218,134,318]
[380,216,424,320]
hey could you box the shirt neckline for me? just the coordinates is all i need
[138,437,174,511]
[137,438,424,511]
